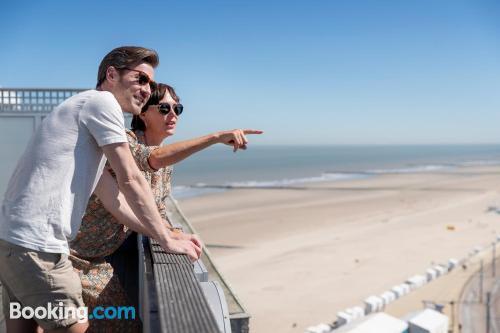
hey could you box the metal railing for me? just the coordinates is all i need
[140,236,223,333]
[164,195,250,333]
[0,88,84,112]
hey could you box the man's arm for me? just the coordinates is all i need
[94,168,152,235]
[94,168,202,248]
[149,129,263,170]
[101,142,201,260]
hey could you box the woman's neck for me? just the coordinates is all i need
[143,130,164,146]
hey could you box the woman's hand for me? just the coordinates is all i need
[215,129,263,152]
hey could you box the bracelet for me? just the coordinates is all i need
[168,226,183,234]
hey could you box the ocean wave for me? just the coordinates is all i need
[367,164,454,174]
[173,159,500,200]
[172,186,227,199]
[222,172,371,188]
[457,160,500,167]
[173,172,371,199]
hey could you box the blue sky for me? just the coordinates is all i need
[1,0,499,145]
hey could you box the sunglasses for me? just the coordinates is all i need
[122,67,155,86]
[154,103,184,116]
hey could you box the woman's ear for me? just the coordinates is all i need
[139,111,148,128]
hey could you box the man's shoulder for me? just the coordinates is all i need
[60,90,119,113]
[78,90,123,122]
[83,90,120,109]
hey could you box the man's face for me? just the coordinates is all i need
[113,63,155,115]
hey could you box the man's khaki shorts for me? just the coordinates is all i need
[0,239,85,330]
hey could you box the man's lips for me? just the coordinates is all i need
[134,96,144,105]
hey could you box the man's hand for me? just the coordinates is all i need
[215,129,263,152]
[170,231,203,251]
[158,231,202,262]
[161,219,204,253]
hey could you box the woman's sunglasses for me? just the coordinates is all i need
[154,103,184,116]
[122,67,155,86]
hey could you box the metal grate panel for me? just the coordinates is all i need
[149,239,220,333]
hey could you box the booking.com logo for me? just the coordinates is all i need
[10,302,136,322]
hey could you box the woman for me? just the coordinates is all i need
[69,83,262,332]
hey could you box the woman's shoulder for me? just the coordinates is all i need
[126,129,145,147]
[126,129,137,140]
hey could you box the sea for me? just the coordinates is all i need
[1,142,500,201]
[168,144,500,199]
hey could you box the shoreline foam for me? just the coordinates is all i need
[172,159,500,199]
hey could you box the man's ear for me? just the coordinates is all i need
[106,66,119,84]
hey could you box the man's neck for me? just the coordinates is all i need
[97,82,113,93]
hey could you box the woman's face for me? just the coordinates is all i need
[140,92,179,139]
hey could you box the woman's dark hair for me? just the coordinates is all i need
[130,83,180,132]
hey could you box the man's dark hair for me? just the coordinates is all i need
[96,46,159,88]
[131,83,180,132]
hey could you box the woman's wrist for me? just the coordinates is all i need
[210,132,221,144]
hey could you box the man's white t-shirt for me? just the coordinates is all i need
[0,90,128,254]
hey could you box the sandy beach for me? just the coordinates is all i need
[179,165,500,333]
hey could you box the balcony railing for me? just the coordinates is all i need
[0,88,84,112]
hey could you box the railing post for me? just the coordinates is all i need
[493,242,496,278]
[479,260,484,303]
[486,292,491,333]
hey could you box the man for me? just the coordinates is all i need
[0,46,201,332]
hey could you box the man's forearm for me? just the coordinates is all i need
[94,169,155,236]
[118,172,170,243]
[102,194,151,236]
[102,143,171,244]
